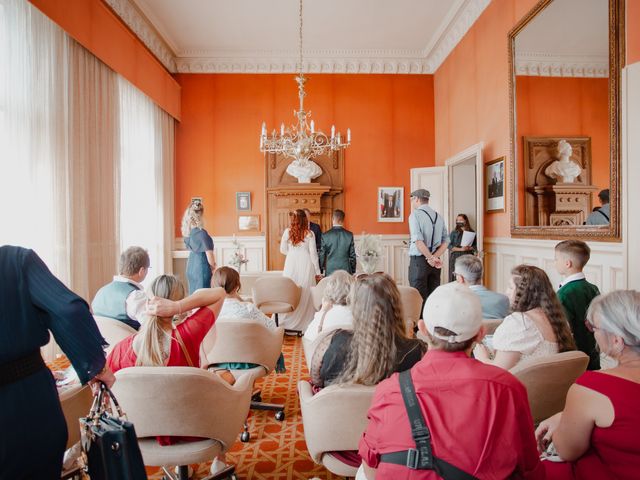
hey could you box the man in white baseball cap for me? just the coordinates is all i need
[358,282,543,479]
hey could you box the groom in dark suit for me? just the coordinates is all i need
[319,209,356,276]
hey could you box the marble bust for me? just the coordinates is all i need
[545,140,582,183]
[286,159,323,183]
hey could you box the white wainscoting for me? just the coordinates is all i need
[172,234,412,285]
[484,237,625,295]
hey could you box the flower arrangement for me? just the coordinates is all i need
[358,233,383,274]
[228,235,249,270]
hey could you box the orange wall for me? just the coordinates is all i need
[629,0,640,65]
[515,76,610,221]
[29,0,181,119]
[175,74,435,237]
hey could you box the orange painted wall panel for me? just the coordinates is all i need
[175,74,435,237]
[515,76,610,223]
[29,0,181,119]
[629,0,640,65]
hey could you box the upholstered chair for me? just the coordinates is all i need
[93,315,137,354]
[310,276,330,311]
[482,318,503,335]
[252,276,302,336]
[397,285,423,336]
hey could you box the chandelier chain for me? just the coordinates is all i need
[298,0,303,74]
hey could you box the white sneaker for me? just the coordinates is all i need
[174,465,193,478]
[210,458,228,475]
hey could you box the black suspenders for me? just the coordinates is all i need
[379,370,479,480]
[415,209,438,253]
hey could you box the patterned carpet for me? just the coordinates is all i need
[153,335,340,480]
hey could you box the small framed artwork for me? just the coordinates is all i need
[486,157,506,212]
[377,187,404,222]
[238,215,260,231]
[236,192,251,211]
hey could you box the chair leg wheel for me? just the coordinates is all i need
[275,410,285,421]
[240,431,250,442]
[297,331,303,337]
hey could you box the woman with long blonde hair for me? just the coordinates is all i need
[475,264,575,370]
[310,273,426,388]
[182,199,216,294]
[279,209,321,332]
[107,275,225,371]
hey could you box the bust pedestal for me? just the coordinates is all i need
[530,184,599,226]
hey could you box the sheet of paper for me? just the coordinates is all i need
[461,231,476,247]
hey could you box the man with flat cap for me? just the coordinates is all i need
[407,188,448,315]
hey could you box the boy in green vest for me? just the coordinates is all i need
[554,240,600,370]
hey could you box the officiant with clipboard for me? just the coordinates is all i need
[448,213,477,282]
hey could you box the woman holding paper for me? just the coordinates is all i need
[448,213,477,281]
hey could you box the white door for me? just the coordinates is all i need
[409,167,448,282]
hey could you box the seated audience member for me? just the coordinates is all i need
[208,266,285,374]
[213,267,275,329]
[107,275,225,373]
[554,240,601,370]
[358,282,544,479]
[310,273,426,389]
[453,255,510,319]
[474,264,575,370]
[304,270,355,342]
[91,246,150,330]
[536,290,640,479]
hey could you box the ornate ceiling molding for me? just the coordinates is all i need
[515,52,608,78]
[113,0,490,75]
[104,0,176,72]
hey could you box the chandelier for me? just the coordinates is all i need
[259,0,350,183]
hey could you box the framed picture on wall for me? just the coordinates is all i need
[485,157,505,212]
[377,187,404,222]
[236,192,251,211]
[238,215,260,231]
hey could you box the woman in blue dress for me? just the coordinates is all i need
[0,246,115,479]
[182,199,217,294]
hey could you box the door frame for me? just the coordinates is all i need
[445,142,484,255]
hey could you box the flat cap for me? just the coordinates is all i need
[410,189,430,199]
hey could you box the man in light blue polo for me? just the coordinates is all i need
[408,189,448,315]
[91,246,150,330]
[454,255,510,319]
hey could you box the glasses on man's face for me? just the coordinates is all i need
[585,318,600,333]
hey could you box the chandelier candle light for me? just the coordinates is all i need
[259,0,350,183]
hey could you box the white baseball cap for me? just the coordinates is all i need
[422,282,482,343]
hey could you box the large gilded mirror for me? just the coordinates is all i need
[509,0,623,239]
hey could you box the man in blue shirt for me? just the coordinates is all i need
[408,189,448,315]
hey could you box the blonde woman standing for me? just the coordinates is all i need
[182,199,216,294]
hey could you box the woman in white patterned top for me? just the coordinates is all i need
[475,264,576,370]
[212,267,276,329]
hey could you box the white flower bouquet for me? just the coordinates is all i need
[358,233,383,274]
[228,236,249,270]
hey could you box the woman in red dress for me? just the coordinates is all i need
[536,290,640,480]
[107,275,225,372]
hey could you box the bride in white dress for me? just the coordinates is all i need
[279,209,321,331]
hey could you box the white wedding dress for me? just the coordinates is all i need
[279,229,321,331]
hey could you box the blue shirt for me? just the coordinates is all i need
[408,204,448,256]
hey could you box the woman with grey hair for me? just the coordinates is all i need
[535,290,640,479]
[182,199,217,294]
[304,270,355,342]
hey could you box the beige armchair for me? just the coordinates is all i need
[482,318,503,335]
[59,384,93,449]
[112,366,252,480]
[201,319,285,442]
[310,276,330,311]
[93,315,137,354]
[298,380,376,477]
[510,351,589,424]
[252,276,302,335]
[398,285,423,336]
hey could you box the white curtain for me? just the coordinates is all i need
[118,77,175,285]
[0,0,175,300]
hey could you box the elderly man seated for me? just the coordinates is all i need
[358,282,544,479]
[453,255,509,319]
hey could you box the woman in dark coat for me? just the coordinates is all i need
[448,213,477,281]
[0,246,114,479]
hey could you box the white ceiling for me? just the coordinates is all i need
[515,0,609,77]
[122,0,491,73]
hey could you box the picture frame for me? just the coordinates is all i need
[236,192,251,211]
[238,215,260,231]
[377,187,404,222]
[485,157,506,212]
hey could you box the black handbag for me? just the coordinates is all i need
[80,382,147,480]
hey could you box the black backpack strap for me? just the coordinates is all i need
[598,209,609,221]
[379,370,479,480]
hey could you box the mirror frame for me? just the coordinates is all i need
[508,0,624,240]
